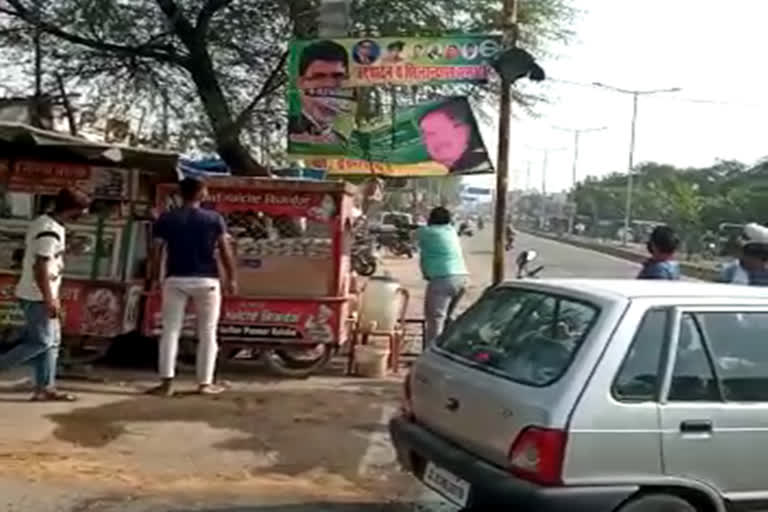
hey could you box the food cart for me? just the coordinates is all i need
[0,122,178,361]
[143,177,356,377]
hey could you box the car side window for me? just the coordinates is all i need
[696,312,768,402]
[613,309,667,401]
[668,314,720,402]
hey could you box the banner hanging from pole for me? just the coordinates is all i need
[290,97,493,177]
[288,36,501,88]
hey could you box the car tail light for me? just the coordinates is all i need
[402,371,414,419]
[507,427,567,486]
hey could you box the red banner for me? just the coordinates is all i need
[143,292,346,344]
[0,274,141,337]
[155,184,339,222]
[0,160,130,199]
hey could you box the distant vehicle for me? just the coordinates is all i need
[390,279,768,511]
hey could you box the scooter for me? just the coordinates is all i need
[516,250,544,278]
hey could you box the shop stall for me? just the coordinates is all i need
[143,177,356,377]
[0,123,178,360]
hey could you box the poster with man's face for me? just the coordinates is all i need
[290,97,493,177]
[287,40,358,154]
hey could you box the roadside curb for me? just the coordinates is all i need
[522,230,720,282]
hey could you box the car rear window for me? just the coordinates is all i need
[435,287,600,387]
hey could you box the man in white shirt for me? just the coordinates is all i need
[0,188,90,401]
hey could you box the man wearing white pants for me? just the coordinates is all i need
[149,178,237,396]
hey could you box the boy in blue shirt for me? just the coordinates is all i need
[637,226,681,280]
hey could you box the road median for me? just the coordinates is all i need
[522,230,720,282]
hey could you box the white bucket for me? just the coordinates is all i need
[355,345,390,378]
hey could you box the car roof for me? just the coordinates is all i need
[503,279,768,301]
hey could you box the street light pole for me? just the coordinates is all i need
[625,92,639,247]
[492,0,518,285]
[553,126,608,188]
[592,83,680,245]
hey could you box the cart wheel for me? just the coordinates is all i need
[261,345,334,378]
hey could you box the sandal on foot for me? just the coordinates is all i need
[145,384,174,397]
[31,391,77,402]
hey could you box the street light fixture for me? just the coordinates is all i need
[525,146,566,229]
[553,125,608,188]
[591,82,681,245]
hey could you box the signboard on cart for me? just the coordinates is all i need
[0,274,141,338]
[142,294,344,344]
[0,159,130,199]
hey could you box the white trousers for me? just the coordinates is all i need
[159,277,221,385]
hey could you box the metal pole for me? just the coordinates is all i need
[622,92,639,246]
[492,0,518,285]
[572,130,580,188]
[541,150,548,195]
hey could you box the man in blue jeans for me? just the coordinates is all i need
[417,207,469,346]
[0,188,90,401]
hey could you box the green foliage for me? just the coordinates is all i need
[572,160,768,244]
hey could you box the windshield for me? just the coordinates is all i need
[436,287,600,386]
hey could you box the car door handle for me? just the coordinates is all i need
[445,398,460,412]
[680,420,713,433]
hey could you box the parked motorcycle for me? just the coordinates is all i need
[374,227,416,258]
[352,236,378,276]
[516,250,544,278]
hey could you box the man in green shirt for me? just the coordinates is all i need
[417,207,469,346]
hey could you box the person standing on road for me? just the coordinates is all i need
[148,178,237,397]
[637,226,681,280]
[0,188,90,402]
[418,207,469,346]
[719,223,768,286]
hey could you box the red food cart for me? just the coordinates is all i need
[143,177,356,377]
[0,123,178,361]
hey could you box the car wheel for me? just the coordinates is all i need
[617,494,699,512]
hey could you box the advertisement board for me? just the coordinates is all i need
[155,184,340,223]
[0,160,130,199]
[0,274,141,338]
[290,97,493,176]
[288,36,501,88]
[143,293,344,344]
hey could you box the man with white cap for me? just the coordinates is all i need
[719,223,768,286]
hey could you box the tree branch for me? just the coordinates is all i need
[153,0,198,49]
[233,50,288,129]
[2,0,186,65]
[195,0,234,39]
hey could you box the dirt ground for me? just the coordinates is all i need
[0,252,439,511]
[0,369,422,509]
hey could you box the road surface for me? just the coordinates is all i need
[0,232,643,512]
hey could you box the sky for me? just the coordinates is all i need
[467,0,768,193]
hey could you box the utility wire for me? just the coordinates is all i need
[548,77,768,109]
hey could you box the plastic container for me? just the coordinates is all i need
[358,275,403,332]
[355,345,390,378]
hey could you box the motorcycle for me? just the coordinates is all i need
[374,227,416,258]
[458,222,474,237]
[352,236,378,276]
[516,250,544,278]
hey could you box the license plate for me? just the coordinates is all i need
[423,461,470,507]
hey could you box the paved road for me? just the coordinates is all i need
[0,232,645,512]
[463,230,643,280]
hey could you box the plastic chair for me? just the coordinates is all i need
[347,288,410,376]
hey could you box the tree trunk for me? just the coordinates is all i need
[187,53,268,176]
